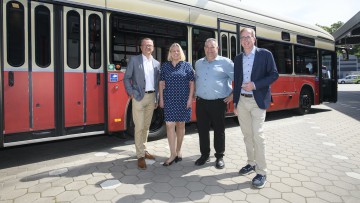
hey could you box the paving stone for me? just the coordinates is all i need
[65,180,87,190]
[94,189,118,201]
[188,191,211,202]
[32,197,56,203]
[316,191,343,202]
[79,185,102,195]
[282,193,306,203]
[150,192,174,202]
[208,195,232,203]
[293,186,316,197]
[55,190,80,202]
[150,182,172,193]
[325,185,350,196]
[14,193,40,203]
[204,185,225,195]
[28,183,51,193]
[259,188,281,199]
[41,186,65,197]
[246,194,269,203]
[0,189,27,200]
[169,186,191,198]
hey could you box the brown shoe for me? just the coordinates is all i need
[145,151,155,160]
[138,157,146,170]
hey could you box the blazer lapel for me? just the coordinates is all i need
[251,48,259,79]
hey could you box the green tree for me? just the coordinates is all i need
[317,22,360,58]
[317,21,343,34]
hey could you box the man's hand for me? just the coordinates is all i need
[233,106,238,115]
[241,82,255,92]
[224,93,233,104]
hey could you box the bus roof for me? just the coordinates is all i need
[57,0,334,42]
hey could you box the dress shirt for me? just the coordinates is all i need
[241,46,256,94]
[142,54,155,91]
[195,56,234,100]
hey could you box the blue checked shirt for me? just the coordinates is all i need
[195,56,234,100]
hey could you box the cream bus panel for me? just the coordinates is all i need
[190,10,217,28]
[3,0,28,71]
[220,22,237,33]
[316,40,335,51]
[107,0,189,23]
[59,0,105,8]
[256,27,285,42]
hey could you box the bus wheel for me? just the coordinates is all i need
[148,107,166,140]
[126,106,166,141]
[297,88,312,115]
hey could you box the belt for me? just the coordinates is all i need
[145,90,155,94]
[241,93,253,98]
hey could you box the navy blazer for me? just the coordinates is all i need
[123,54,161,102]
[233,47,279,109]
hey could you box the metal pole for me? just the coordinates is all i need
[338,54,341,78]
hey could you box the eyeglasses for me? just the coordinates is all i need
[240,36,253,41]
[142,45,154,48]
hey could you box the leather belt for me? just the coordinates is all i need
[241,93,253,98]
[145,90,155,94]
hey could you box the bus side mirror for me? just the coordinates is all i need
[341,49,349,61]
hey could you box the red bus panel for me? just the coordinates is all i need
[86,73,104,124]
[3,71,30,133]
[64,72,84,127]
[107,72,127,132]
[32,72,55,130]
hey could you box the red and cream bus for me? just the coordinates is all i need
[0,0,337,147]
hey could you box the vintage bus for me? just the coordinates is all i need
[0,0,337,147]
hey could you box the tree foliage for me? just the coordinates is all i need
[317,22,360,57]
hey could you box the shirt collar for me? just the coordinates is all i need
[203,55,220,63]
[244,46,256,57]
[142,54,153,62]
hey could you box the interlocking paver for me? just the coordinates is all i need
[1,85,360,202]
[55,191,80,202]
[14,193,40,203]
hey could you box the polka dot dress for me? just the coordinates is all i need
[160,61,195,122]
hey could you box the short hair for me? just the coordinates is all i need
[140,37,154,46]
[204,38,218,47]
[167,43,186,61]
[240,28,256,38]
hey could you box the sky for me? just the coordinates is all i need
[239,0,359,27]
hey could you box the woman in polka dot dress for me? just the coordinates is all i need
[159,43,195,166]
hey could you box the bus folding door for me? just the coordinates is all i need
[3,0,30,134]
[63,7,84,127]
[31,2,55,131]
[85,10,104,125]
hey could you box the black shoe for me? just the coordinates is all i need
[252,174,267,189]
[175,156,182,163]
[195,156,210,166]
[239,164,255,175]
[163,157,177,166]
[215,158,225,169]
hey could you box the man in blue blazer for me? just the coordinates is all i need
[233,28,279,188]
[124,38,160,170]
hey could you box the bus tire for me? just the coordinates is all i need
[297,88,312,115]
[126,105,166,141]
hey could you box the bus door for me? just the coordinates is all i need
[30,2,55,131]
[219,32,238,61]
[320,50,337,103]
[3,0,30,134]
[63,7,84,129]
[218,19,240,114]
[85,10,104,126]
